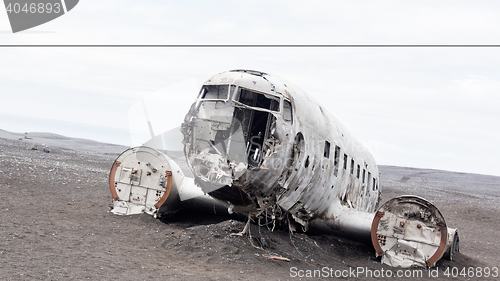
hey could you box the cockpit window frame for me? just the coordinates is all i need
[196,84,236,102]
[232,87,283,115]
[195,84,295,122]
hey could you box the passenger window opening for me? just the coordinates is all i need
[357,164,360,179]
[367,172,371,189]
[333,145,340,176]
[351,159,355,175]
[362,169,366,184]
[324,141,331,158]
[373,178,377,191]
[343,154,348,170]
[283,99,293,123]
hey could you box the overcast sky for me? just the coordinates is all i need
[1,1,499,176]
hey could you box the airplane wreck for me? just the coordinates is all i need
[109,69,459,268]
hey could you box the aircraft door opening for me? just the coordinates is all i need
[233,88,279,167]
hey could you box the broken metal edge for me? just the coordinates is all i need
[444,228,460,261]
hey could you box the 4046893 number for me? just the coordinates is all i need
[443,267,498,278]
[5,2,62,14]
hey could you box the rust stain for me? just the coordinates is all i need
[426,225,448,267]
[154,171,172,208]
[109,161,121,201]
[371,211,385,256]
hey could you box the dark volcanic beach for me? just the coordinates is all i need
[0,129,498,280]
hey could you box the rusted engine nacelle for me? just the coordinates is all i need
[371,196,459,267]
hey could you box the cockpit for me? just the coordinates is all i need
[195,84,292,163]
[182,83,293,194]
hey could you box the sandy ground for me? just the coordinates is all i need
[0,129,499,280]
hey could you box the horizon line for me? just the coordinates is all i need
[2,44,500,48]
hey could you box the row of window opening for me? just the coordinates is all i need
[324,140,378,191]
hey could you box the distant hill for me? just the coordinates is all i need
[0,129,128,155]
[379,165,499,206]
[2,128,498,205]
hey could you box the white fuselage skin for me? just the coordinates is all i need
[182,70,380,231]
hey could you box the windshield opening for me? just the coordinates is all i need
[234,89,280,112]
[199,85,236,100]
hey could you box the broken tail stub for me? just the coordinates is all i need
[371,196,459,268]
[109,146,182,216]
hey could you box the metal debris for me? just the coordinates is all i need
[262,254,291,262]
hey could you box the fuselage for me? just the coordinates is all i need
[181,69,380,227]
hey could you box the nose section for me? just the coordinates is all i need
[181,114,248,193]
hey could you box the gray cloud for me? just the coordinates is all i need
[1,1,499,176]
